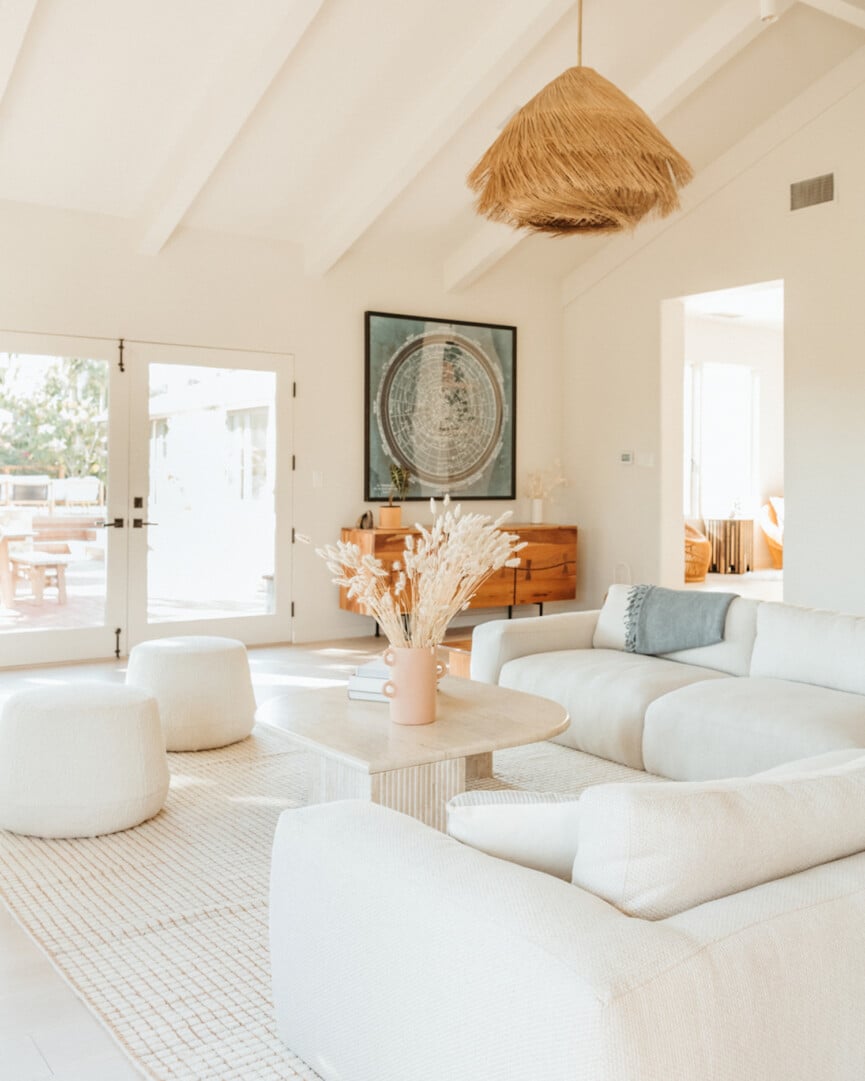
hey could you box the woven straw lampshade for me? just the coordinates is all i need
[468,32,693,235]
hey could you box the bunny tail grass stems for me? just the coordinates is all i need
[317,497,525,648]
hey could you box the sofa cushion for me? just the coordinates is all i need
[751,602,865,695]
[756,748,865,777]
[571,760,865,919]
[592,585,758,676]
[662,595,759,676]
[446,791,582,879]
[592,584,630,649]
[643,676,865,780]
[499,648,723,770]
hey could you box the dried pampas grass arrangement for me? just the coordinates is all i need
[468,2,693,235]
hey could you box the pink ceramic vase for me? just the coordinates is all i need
[382,645,445,726]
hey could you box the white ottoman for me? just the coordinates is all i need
[0,683,169,838]
[126,636,256,751]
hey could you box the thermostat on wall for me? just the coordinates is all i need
[619,450,634,465]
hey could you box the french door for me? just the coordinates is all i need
[0,332,293,668]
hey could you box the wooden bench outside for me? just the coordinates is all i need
[9,549,72,604]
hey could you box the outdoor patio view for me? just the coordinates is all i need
[0,352,108,634]
[0,353,277,637]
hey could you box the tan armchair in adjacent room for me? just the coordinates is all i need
[759,497,784,569]
[684,522,711,582]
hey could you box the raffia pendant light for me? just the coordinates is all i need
[467,0,693,236]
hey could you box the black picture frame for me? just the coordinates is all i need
[364,310,517,502]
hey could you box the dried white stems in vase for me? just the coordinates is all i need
[317,497,525,648]
[525,459,568,500]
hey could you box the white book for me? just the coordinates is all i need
[353,658,391,680]
[348,674,389,693]
[347,688,388,703]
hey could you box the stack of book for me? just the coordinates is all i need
[347,658,391,702]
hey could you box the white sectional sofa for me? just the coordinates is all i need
[269,588,865,1080]
[471,587,865,779]
[271,768,865,1081]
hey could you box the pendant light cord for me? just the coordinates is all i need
[577,0,583,66]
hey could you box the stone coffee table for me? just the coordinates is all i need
[256,676,569,831]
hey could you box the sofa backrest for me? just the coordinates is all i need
[592,585,759,677]
[751,601,865,694]
[572,754,865,919]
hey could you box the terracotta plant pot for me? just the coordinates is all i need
[379,505,402,528]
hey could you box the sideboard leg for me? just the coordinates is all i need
[538,603,544,616]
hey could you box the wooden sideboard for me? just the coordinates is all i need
[339,524,578,617]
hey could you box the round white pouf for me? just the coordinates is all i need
[126,636,256,751]
[0,683,169,839]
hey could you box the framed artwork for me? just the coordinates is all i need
[365,310,516,502]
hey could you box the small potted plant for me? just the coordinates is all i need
[379,464,411,528]
[525,459,568,523]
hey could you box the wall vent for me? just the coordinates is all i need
[790,173,834,211]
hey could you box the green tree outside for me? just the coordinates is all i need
[0,354,108,482]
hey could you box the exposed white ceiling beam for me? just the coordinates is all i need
[800,0,865,30]
[138,0,324,256]
[303,0,577,278]
[442,220,523,292]
[560,42,865,307]
[443,0,790,293]
[631,0,792,117]
[0,0,38,104]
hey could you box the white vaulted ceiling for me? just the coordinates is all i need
[0,0,862,287]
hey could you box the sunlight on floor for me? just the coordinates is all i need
[685,570,783,603]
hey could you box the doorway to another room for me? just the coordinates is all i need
[663,280,784,603]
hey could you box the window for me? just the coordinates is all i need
[226,407,270,501]
[684,362,759,519]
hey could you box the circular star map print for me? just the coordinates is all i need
[375,332,506,488]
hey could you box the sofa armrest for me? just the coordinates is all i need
[270,800,634,1081]
[270,801,865,1081]
[469,609,600,684]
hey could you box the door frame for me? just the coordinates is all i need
[0,333,294,669]
[122,340,294,652]
[0,331,129,668]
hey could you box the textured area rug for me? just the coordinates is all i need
[0,723,649,1081]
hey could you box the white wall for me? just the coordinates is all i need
[684,314,784,569]
[562,53,865,614]
[0,200,564,643]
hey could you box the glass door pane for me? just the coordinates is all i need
[698,362,758,519]
[0,333,128,667]
[146,364,276,621]
[126,343,292,647]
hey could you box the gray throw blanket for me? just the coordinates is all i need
[624,585,737,655]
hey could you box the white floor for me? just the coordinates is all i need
[0,638,383,1081]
